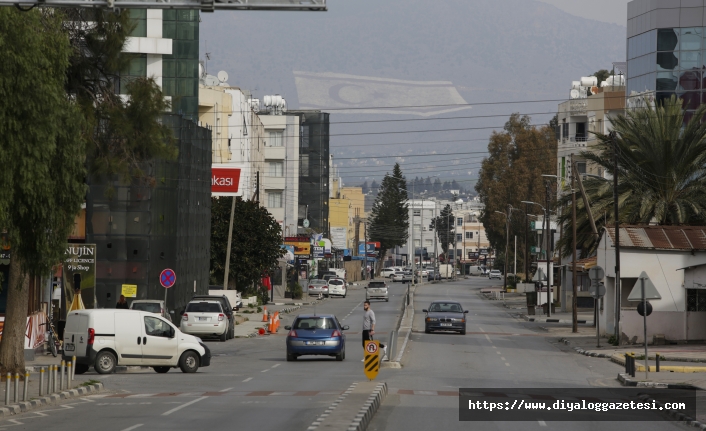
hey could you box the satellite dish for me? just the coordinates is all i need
[570,89,580,99]
[198,63,204,78]
[203,75,219,86]
[217,71,228,83]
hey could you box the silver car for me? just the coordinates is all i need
[130,299,172,323]
[366,281,389,302]
[308,279,330,297]
[392,271,413,282]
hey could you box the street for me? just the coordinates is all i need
[0,278,696,431]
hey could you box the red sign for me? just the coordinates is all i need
[160,268,176,289]
[211,168,241,195]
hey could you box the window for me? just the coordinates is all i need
[687,289,706,312]
[301,125,309,148]
[414,239,421,247]
[269,131,283,147]
[562,122,569,139]
[294,317,336,329]
[144,316,172,338]
[456,249,462,258]
[413,210,421,217]
[300,155,309,174]
[457,218,463,226]
[267,191,283,208]
[466,232,473,239]
[128,9,146,37]
[268,161,283,177]
[576,162,586,175]
[456,234,463,242]
[185,302,222,313]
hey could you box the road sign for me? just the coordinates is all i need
[160,268,176,289]
[627,271,661,301]
[588,266,604,281]
[121,284,137,298]
[303,219,310,228]
[589,282,606,299]
[637,301,653,317]
[364,340,380,380]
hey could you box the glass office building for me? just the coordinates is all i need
[627,1,706,114]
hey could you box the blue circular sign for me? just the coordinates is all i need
[160,268,176,288]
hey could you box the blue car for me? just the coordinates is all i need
[285,314,349,361]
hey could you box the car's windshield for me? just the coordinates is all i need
[329,279,343,285]
[294,317,337,330]
[131,303,161,313]
[185,302,222,313]
[309,280,326,285]
[429,303,463,313]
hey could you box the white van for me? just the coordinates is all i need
[62,309,211,375]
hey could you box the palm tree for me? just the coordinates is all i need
[558,96,706,257]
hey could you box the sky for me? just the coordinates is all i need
[537,0,630,26]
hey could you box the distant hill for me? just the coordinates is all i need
[201,0,626,185]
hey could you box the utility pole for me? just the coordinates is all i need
[223,196,236,291]
[433,204,439,276]
[364,218,369,281]
[503,204,510,292]
[524,204,529,282]
[571,155,578,333]
[612,131,621,343]
[453,210,458,281]
[545,181,552,317]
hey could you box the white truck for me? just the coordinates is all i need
[438,264,454,279]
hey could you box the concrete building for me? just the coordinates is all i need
[259,103,300,237]
[340,187,367,251]
[597,226,706,343]
[627,0,706,110]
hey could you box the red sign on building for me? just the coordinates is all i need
[211,168,241,196]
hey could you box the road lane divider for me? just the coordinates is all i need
[161,396,207,416]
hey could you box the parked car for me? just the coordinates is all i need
[366,281,389,302]
[285,314,349,361]
[180,300,229,341]
[328,278,348,298]
[129,299,172,323]
[423,301,468,335]
[427,270,441,281]
[191,294,236,339]
[380,268,396,278]
[207,285,243,310]
[308,279,330,297]
[488,270,502,280]
[63,309,210,375]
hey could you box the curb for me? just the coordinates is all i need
[525,316,592,324]
[348,382,387,431]
[617,373,698,389]
[634,392,706,429]
[307,382,358,430]
[0,383,103,417]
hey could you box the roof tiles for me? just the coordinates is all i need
[606,226,706,251]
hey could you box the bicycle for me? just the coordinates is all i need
[42,321,60,357]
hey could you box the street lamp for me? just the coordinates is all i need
[521,199,553,317]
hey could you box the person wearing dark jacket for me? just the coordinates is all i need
[116,295,129,309]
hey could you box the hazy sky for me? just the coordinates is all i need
[537,0,630,26]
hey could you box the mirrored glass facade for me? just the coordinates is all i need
[628,27,706,109]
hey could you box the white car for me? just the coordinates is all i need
[180,300,229,341]
[488,270,502,280]
[63,309,210,375]
[380,268,396,278]
[328,278,348,297]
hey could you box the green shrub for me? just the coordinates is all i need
[292,282,303,299]
[607,335,619,346]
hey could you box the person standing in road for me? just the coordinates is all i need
[362,300,387,360]
[116,295,129,309]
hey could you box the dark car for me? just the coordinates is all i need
[191,294,236,340]
[285,314,349,361]
[423,301,468,335]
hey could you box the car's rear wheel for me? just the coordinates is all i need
[219,330,227,342]
[286,352,297,361]
[336,346,345,361]
[460,330,466,335]
[153,366,170,373]
[94,351,116,374]
[74,364,89,375]
[425,327,431,334]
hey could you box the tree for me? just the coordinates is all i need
[442,181,450,190]
[431,205,454,259]
[368,164,409,272]
[475,114,556,274]
[451,180,460,191]
[593,69,613,86]
[433,177,442,193]
[210,197,284,296]
[424,176,433,191]
[557,96,706,257]
[0,9,86,374]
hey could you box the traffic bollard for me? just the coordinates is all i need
[39,367,44,397]
[4,373,9,405]
[630,353,636,378]
[52,365,57,393]
[624,353,629,375]
[72,356,77,381]
[656,352,660,372]
[13,373,19,403]
[67,362,72,387]
[22,372,29,402]
[60,361,65,391]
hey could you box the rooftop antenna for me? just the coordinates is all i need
[204,40,211,75]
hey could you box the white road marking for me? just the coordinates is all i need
[162,396,207,416]
[242,377,252,382]
[538,420,547,426]
[261,369,269,373]
[120,425,144,431]
[219,387,234,392]
[272,364,281,368]
[484,334,491,342]
[501,357,506,361]
[505,363,510,367]
[496,351,501,354]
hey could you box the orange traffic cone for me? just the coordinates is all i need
[273,312,280,332]
[268,314,275,334]
[262,306,269,322]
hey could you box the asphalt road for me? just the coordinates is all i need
[368,277,693,431]
[0,281,406,431]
